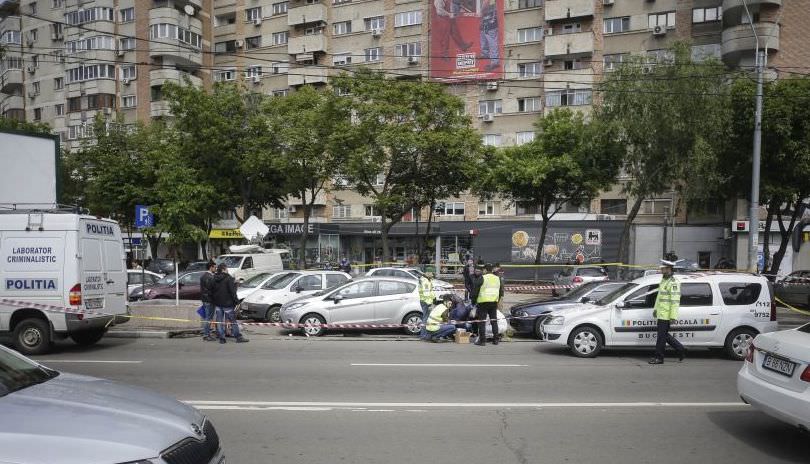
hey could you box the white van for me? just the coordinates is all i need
[216,246,289,282]
[0,211,128,354]
[541,273,779,360]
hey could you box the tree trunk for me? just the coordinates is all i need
[771,198,804,277]
[147,233,163,261]
[761,202,775,274]
[380,212,390,264]
[415,203,421,264]
[299,196,310,270]
[532,214,551,284]
[619,197,645,279]
[423,201,436,269]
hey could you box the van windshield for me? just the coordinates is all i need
[0,347,59,398]
[262,273,300,290]
[217,256,244,268]
[595,283,636,306]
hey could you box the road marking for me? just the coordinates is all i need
[34,360,143,364]
[350,363,529,368]
[185,401,748,410]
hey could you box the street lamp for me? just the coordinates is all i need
[742,0,764,273]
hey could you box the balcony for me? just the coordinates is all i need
[150,100,172,118]
[150,6,203,31]
[1,94,24,114]
[722,0,781,14]
[288,34,326,55]
[722,22,779,61]
[288,66,328,87]
[544,31,594,57]
[66,79,117,98]
[0,69,23,93]
[149,68,202,88]
[287,3,327,26]
[543,67,593,91]
[544,0,594,22]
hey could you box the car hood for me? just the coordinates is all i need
[544,302,603,318]
[244,288,287,303]
[512,301,582,315]
[237,287,258,299]
[0,373,203,464]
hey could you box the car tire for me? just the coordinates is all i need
[13,318,52,355]
[567,325,603,358]
[70,328,106,346]
[300,313,326,337]
[402,312,423,336]
[724,327,756,361]
[533,317,546,340]
[264,305,281,324]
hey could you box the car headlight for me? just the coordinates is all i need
[545,315,565,325]
[514,310,529,318]
[284,302,307,311]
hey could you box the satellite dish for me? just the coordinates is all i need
[184,5,195,16]
[239,215,269,243]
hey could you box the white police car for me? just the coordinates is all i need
[541,273,778,360]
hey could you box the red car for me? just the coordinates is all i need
[143,271,207,300]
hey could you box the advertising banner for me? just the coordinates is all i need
[511,227,604,264]
[430,0,504,81]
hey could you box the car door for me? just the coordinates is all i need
[613,284,659,346]
[675,282,716,346]
[292,274,323,301]
[177,272,201,299]
[375,280,416,323]
[326,281,378,324]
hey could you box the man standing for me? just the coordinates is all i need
[418,272,435,339]
[462,257,475,300]
[200,260,217,341]
[472,263,502,346]
[212,264,249,344]
[649,260,685,364]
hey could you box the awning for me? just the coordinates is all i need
[209,229,243,239]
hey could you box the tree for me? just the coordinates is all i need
[331,69,483,263]
[485,109,621,279]
[265,85,349,268]
[594,42,730,267]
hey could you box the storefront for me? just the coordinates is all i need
[263,223,340,267]
[208,228,245,257]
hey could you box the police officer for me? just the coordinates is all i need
[418,271,435,339]
[649,260,685,364]
[472,263,502,346]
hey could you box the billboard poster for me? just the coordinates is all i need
[430,0,504,81]
[511,228,604,264]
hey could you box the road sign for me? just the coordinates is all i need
[135,205,154,229]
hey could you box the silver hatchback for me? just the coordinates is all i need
[279,277,424,336]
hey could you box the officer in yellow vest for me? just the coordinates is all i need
[472,263,503,346]
[649,259,686,364]
[418,272,435,339]
[424,294,457,342]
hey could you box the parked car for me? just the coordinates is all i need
[774,270,810,309]
[216,246,289,282]
[510,281,628,339]
[146,258,177,276]
[738,323,810,431]
[184,261,210,273]
[364,267,455,296]
[126,269,162,301]
[236,272,283,302]
[553,266,608,291]
[240,271,351,322]
[280,276,425,337]
[143,271,207,301]
[0,344,225,464]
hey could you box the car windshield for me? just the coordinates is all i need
[560,281,601,300]
[409,269,424,279]
[156,273,177,285]
[262,272,299,290]
[595,283,636,305]
[0,347,59,397]
[241,273,272,289]
[217,256,244,268]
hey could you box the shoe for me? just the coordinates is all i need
[492,337,499,345]
[475,341,486,346]
[202,336,216,342]
[219,338,226,344]
[236,337,249,343]
[678,350,686,362]
[648,358,664,364]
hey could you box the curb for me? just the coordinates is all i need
[107,328,200,339]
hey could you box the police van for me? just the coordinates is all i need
[541,273,778,360]
[0,210,128,354]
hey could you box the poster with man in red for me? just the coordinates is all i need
[430,0,504,81]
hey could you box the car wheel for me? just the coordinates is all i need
[402,312,423,336]
[264,305,281,324]
[533,317,546,340]
[13,318,52,355]
[70,328,106,346]
[300,313,326,337]
[724,328,756,361]
[568,325,603,358]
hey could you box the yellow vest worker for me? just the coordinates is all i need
[473,264,502,346]
[476,273,500,304]
[649,260,685,365]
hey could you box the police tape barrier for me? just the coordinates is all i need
[773,297,810,317]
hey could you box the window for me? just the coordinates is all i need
[214,13,236,26]
[65,35,116,54]
[1,30,21,45]
[482,134,502,146]
[119,37,136,51]
[51,0,63,8]
[272,31,288,45]
[55,103,64,115]
[272,89,289,97]
[305,26,324,35]
[545,89,592,107]
[646,48,674,64]
[333,205,351,218]
[149,24,202,48]
[517,0,542,8]
[642,199,672,215]
[600,199,626,215]
[28,29,38,43]
[245,65,262,79]
[53,77,63,90]
[67,124,92,140]
[603,16,630,34]
[245,35,261,49]
[333,53,352,65]
[364,205,379,217]
[266,207,286,220]
[334,0,351,4]
[86,93,114,109]
[516,131,535,145]
[31,81,40,94]
[478,99,502,115]
[121,95,136,108]
[564,59,584,70]
[333,21,351,35]
[378,281,413,296]
[33,107,41,121]
[718,282,762,305]
[680,283,713,306]
[296,275,322,291]
[245,7,261,21]
[29,2,37,15]
[121,65,136,80]
[691,44,721,62]
[518,96,541,112]
[624,284,659,309]
[395,42,421,57]
[373,173,385,186]
[517,27,542,43]
[215,40,236,53]
[394,10,422,28]
[67,96,81,112]
[365,16,385,31]
[64,7,114,25]
[50,22,62,38]
[518,62,541,78]
[648,12,676,29]
[693,6,722,23]
[214,69,236,81]
[271,61,289,74]
[66,64,116,83]
[272,2,288,15]
[365,47,381,62]
[326,274,348,288]
[561,23,581,34]
[335,281,376,300]
[741,12,759,24]
[435,202,465,216]
[31,55,38,67]
[603,53,627,71]
[119,7,134,23]
[478,201,496,216]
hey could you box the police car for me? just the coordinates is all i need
[541,273,778,360]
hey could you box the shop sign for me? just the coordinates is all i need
[209,229,243,239]
[268,223,316,235]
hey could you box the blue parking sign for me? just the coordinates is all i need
[135,205,154,229]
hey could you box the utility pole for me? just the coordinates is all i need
[748,51,765,273]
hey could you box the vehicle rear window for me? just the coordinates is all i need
[680,283,713,306]
[579,267,606,277]
[719,283,762,305]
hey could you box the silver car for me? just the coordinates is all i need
[279,277,424,337]
[364,267,455,296]
[0,344,225,464]
[553,265,608,291]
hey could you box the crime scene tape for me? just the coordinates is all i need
[774,297,810,317]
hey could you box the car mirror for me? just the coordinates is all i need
[580,297,591,303]
[333,294,344,303]
[615,301,625,309]
[178,282,184,288]
[294,285,303,293]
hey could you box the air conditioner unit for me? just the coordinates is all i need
[122,78,130,85]
[641,64,654,74]
[52,32,63,41]
[251,75,261,84]
[103,108,113,115]
[28,92,37,99]
[235,39,244,48]
[486,81,498,91]
[407,56,419,65]
[602,0,614,5]
[482,113,494,122]
[287,206,297,213]
[544,28,553,36]
[26,37,34,47]
[371,28,382,37]
[652,25,666,36]
[26,65,36,73]
[253,17,262,26]
[544,58,553,66]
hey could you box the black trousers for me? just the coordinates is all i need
[476,302,499,344]
[655,319,684,359]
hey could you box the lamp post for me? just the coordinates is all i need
[742,0,764,273]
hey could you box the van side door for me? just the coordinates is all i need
[673,282,716,346]
[613,284,659,346]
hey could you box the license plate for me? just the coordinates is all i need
[762,354,796,377]
[85,298,104,310]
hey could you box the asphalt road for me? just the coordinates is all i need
[30,335,809,464]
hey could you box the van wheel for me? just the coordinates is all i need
[13,318,52,355]
[71,329,106,346]
[724,328,756,361]
[402,312,423,336]
[264,305,281,323]
[300,313,326,337]
[568,325,603,358]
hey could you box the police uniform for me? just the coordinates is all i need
[474,271,501,345]
[650,261,685,364]
[418,275,435,339]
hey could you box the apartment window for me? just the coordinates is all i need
[119,37,136,51]
[245,35,261,49]
[517,0,542,8]
[53,77,63,90]
[215,40,236,53]
[66,64,116,83]
[245,65,262,78]
[121,95,136,108]
[365,47,382,62]
[603,53,627,71]
[564,59,584,70]
[365,16,385,31]
[215,69,236,81]
[518,96,541,112]
[516,131,535,145]
[30,55,39,67]
[50,23,62,38]
[482,134,502,146]
[518,62,541,78]
[29,2,37,15]
[1,30,21,45]
[215,13,236,26]
[245,7,261,21]
[693,6,722,23]
[64,7,114,25]
[603,16,630,34]
[65,35,116,54]
[86,93,114,109]
[67,125,91,140]
[119,7,134,23]
[691,44,721,62]
[647,48,674,64]
[373,173,385,186]
[272,31,288,45]
[648,12,676,29]
[271,61,289,74]
[55,103,64,116]
[545,89,592,107]
[272,2,288,15]
[600,199,627,215]
[333,205,351,219]
[741,12,760,24]
[562,23,581,34]
[642,199,672,215]
[270,208,288,219]
[364,205,379,217]
[435,202,465,216]
[272,89,289,97]
[334,0,351,4]
[478,99,502,115]
[305,26,324,35]
[5,57,23,69]
[33,107,41,121]
[150,24,202,48]
[333,21,352,35]
[67,96,81,112]
[479,201,496,216]
[394,10,422,28]
[517,27,542,43]
[121,65,136,80]
[333,52,352,65]
[31,81,40,95]
[28,29,38,43]
[51,0,62,8]
[395,42,421,57]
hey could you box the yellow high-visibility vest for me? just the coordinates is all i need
[477,273,500,303]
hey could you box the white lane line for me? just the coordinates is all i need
[185,401,748,410]
[34,360,143,364]
[350,363,529,368]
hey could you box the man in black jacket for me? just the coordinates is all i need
[212,264,249,344]
[200,260,217,341]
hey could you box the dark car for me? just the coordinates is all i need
[184,261,210,273]
[145,258,176,275]
[774,270,810,308]
[510,281,628,339]
[143,271,206,300]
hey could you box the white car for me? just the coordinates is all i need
[236,271,283,302]
[553,266,608,290]
[738,324,810,431]
[126,269,162,300]
[239,271,351,322]
[542,273,779,360]
[364,267,454,296]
